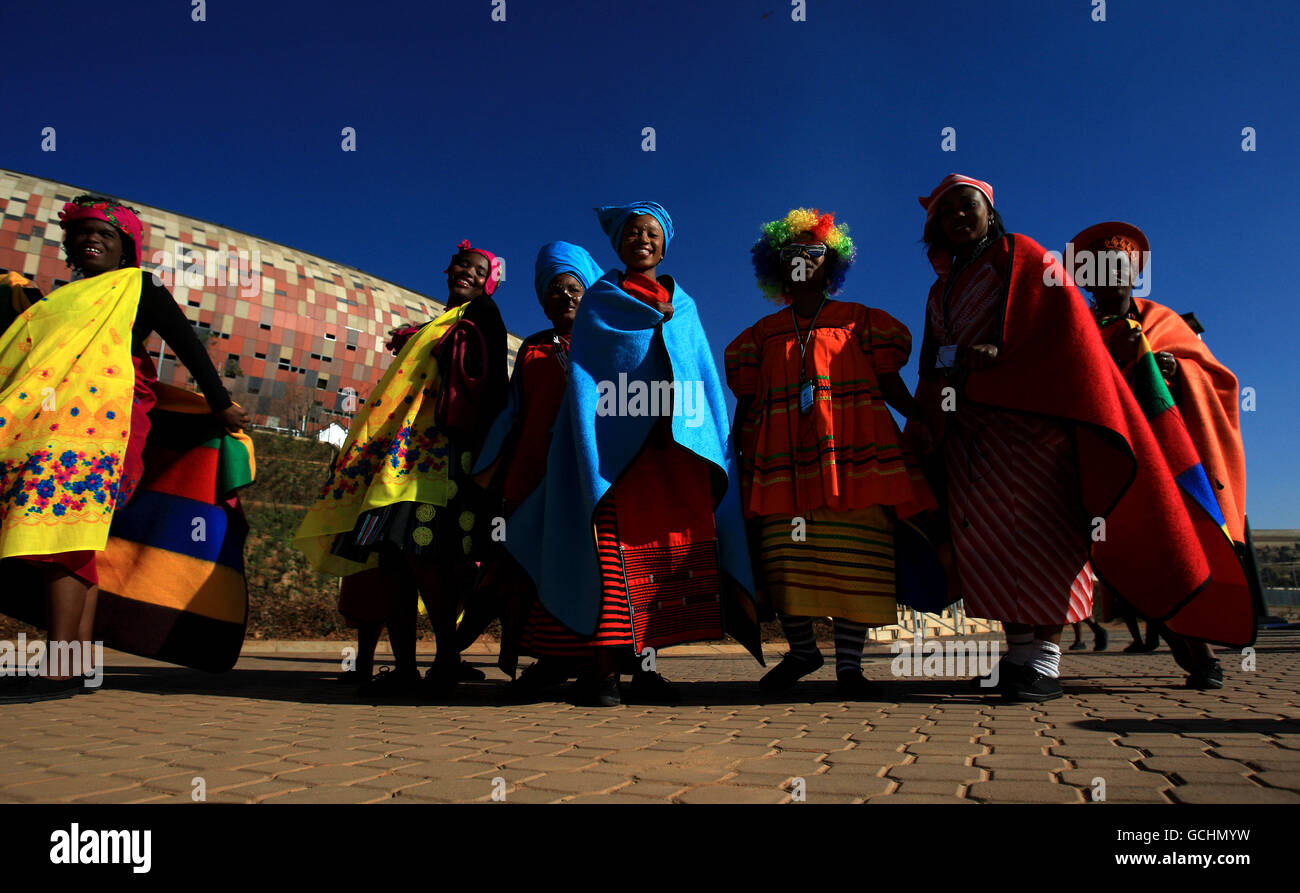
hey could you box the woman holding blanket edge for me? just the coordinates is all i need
[1074,220,1255,687]
[910,173,1240,702]
[502,202,763,707]
[0,195,248,701]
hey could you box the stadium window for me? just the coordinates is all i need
[254,352,266,360]
[259,323,271,330]
[324,332,336,341]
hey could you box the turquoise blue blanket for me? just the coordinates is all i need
[504,271,755,636]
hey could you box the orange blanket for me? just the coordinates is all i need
[1134,298,1246,542]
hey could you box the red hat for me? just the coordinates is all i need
[1069,221,1150,274]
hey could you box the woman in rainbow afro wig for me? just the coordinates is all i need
[726,208,936,697]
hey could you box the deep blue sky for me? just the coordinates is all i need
[4,1,1297,526]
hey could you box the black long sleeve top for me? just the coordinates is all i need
[133,276,232,412]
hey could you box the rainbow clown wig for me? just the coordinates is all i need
[751,208,857,303]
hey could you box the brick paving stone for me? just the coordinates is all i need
[1137,757,1248,774]
[1253,770,1300,791]
[1050,745,1143,761]
[3,773,139,801]
[729,754,828,776]
[516,771,628,794]
[273,765,389,786]
[221,778,310,801]
[905,741,987,757]
[676,784,789,804]
[382,758,483,779]
[973,753,1071,771]
[802,773,894,798]
[1058,768,1173,789]
[887,763,985,782]
[497,755,601,773]
[967,780,1084,803]
[261,785,389,804]
[1168,783,1300,804]
[139,769,270,794]
[608,779,691,799]
[865,793,973,803]
[387,778,496,802]
[783,736,853,752]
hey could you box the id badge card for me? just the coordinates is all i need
[936,344,959,372]
[799,379,815,414]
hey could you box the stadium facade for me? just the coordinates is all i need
[0,167,521,432]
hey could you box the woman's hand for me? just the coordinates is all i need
[1155,351,1177,379]
[963,343,999,370]
[218,404,250,433]
[1107,326,1142,369]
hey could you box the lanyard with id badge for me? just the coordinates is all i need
[791,298,827,414]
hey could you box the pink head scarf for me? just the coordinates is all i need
[918,173,995,240]
[918,174,997,276]
[446,239,503,296]
[58,198,145,267]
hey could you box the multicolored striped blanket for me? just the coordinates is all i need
[1,383,255,672]
[1100,315,1254,647]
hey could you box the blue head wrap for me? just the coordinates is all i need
[594,202,675,253]
[533,241,604,306]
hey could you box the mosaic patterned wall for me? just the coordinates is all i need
[0,168,521,431]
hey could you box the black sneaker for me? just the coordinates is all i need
[1068,640,1088,651]
[1186,659,1224,690]
[970,658,1027,693]
[1093,628,1110,652]
[759,651,824,693]
[625,670,680,705]
[1001,668,1064,703]
[835,669,881,700]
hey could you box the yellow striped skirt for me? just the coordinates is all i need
[759,506,896,624]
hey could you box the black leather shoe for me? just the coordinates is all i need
[1186,659,1224,690]
[970,658,1027,693]
[1001,668,1064,702]
[835,669,881,700]
[759,651,824,693]
[625,670,680,705]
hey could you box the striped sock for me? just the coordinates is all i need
[833,618,869,673]
[1028,640,1062,679]
[778,614,819,661]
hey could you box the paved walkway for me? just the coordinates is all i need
[2,631,1298,804]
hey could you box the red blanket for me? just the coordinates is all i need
[919,234,1250,645]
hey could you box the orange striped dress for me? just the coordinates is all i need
[726,301,934,622]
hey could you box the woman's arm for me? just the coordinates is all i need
[139,280,247,431]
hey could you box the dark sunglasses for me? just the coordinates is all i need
[780,243,829,260]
